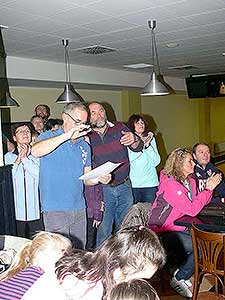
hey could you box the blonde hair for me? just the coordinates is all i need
[107,279,160,300]
[0,232,72,281]
[164,147,192,183]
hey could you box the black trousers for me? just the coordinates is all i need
[16,218,44,239]
[86,218,97,251]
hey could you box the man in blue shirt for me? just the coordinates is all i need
[32,103,111,248]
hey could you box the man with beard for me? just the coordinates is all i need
[35,104,51,124]
[32,103,111,249]
[88,101,143,246]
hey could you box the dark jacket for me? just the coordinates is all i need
[84,185,103,222]
[194,161,225,202]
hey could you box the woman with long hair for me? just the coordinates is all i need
[127,114,160,204]
[148,147,221,298]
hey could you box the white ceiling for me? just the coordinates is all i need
[1,0,225,79]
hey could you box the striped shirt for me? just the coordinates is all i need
[89,122,131,184]
[0,266,44,300]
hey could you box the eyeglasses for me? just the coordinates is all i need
[64,112,87,125]
[136,120,145,125]
[15,129,30,135]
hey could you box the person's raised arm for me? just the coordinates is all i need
[120,131,143,152]
[32,126,90,157]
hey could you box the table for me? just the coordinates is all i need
[174,203,225,232]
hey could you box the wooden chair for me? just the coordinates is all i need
[190,224,225,300]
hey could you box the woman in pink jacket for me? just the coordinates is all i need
[148,147,221,298]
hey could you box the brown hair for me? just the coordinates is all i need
[35,104,51,119]
[55,226,166,299]
[192,142,209,154]
[107,279,160,300]
[127,114,148,134]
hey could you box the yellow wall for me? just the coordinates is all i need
[120,90,142,122]
[210,97,225,143]
[9,87,122,122]
[141,93,200,166]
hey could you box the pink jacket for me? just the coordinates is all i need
[147,171,213,233]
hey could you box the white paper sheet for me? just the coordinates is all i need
[79,161,121,181]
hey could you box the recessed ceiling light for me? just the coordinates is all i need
[0,24,8,29]
[168,64,196,70]
[222,53,225,56]
[166,43,179,48]
[123,63,152,69]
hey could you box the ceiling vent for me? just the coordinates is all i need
[76,45,116,55]
[168,65,197,70]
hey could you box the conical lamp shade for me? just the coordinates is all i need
[141,72,169,96]
[56,83,84,103]
[0,91,20,108]
[157,74,175,94]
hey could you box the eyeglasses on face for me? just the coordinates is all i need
[135,120,145,125]
[15,129,31,135]
[64,112,88,125]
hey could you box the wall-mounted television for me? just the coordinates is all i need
[186,74,225,99]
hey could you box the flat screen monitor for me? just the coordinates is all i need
[186,75,225,99]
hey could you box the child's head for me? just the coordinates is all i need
[98,226,166,284]
[56,226,165,297]
[107,279,160,300]
[0,232,72,280]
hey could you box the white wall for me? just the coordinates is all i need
[7,56,186,91]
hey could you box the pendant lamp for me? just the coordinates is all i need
[141,20,171,96]
[56,39,84,103]
[0,27,19,108]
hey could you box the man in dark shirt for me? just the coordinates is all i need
[193,142,225,202]
[88,101,143,246]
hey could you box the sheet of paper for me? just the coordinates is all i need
[79,161,121,181]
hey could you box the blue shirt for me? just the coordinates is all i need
[4,151,40,221]
[128,137,160,188]
[37,129,91,211]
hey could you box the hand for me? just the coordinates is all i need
[65,124,91,140]
[16,144,30,164]
[206,173,222,191]
[142,132,154,147]
[120,131,135,146]
[100,201,104,211]
[98,173,112,185]
[93,220,101,228]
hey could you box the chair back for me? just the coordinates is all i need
[190,224,225,299]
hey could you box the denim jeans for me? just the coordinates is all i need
[160,230,194,280]
[96,179,134,246]
[132,186,158,204]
